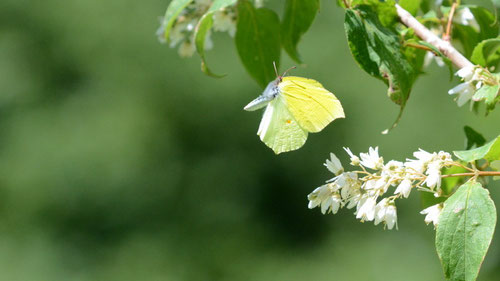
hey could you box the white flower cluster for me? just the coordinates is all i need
[157,0,237,58]
[448,65,496,107]
[308,147,454,229]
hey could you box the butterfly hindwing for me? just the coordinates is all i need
[279,76,345,133]
[257,95,308,154]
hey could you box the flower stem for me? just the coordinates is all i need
[441,171,500,178]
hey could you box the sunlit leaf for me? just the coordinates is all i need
[471,38,500,70]
[472,84,499,106]
[454,135,500,162]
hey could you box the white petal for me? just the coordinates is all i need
[394,179,412,198]
[324,153,344,175]
[385,205,397,230]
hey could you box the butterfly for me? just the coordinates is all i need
[244,64,345,154]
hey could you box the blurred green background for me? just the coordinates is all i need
[0,0,499,280]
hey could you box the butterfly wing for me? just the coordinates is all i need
[280,76,345,133]
[257,95,308,154]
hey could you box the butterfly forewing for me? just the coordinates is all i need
[280,76,345,133]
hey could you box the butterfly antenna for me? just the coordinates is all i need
[282,66,297,77]
[273,61,279,78]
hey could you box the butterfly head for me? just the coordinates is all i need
[243,63,296,111]
[273,62,296,83]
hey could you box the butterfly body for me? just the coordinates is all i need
[245,75,344,154]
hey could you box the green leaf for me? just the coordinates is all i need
[468,6,499,39]
[281,0,319,63]
[471,38,500,69]
[453,6,499,57]
[454,135,500,162]
[436,182,497,281]
[158,0,194,43]
[235,0,281,88]
[194,0,237,77]
[344,5,415,129]
[399,0,422,15]
[351,0,398,28]
[464,126,487,150]
[472,84,500,105]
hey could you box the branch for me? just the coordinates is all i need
[395,4,474,69]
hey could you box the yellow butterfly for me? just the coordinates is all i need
[244,65,345,154]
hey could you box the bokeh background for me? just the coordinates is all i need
[0,0,499,280]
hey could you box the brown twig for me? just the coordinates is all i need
[404,42,438,54]
[443,2,458,41]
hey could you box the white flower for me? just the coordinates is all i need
[424,51,445,68]
[456,65,475,81]
[324,152,344,176]
[455,7,480,31]
[336,172,361,201]
[381,160,404,186]
[363,179,378,190]
[382,160,403,175]
[343,147,360,166]
[213,9,237,37]
[413,149,435,162]
[404,159,425,174]
[356,195,377,221]
[373,177,390,194]
[404,149,435,174]
[346,192,361,209]
[448,82,476,107]
[420,203,443,227]
[307,184,331,209]
[394,178,412,198]
[374,198,389,225]
[321,194,342,214]
[437,151,452,162]
[424,161,442,189]
[384,205,398,230]
[178,40,196,57]
[359,147,383,170]
[168,21,188,47]
[375,199,398,230]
